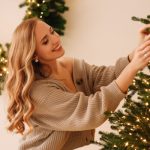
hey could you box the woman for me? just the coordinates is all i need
[5,17,150,150]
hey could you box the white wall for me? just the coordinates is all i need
[0,0,150,149]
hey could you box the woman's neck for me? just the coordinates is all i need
[41,59,66,79]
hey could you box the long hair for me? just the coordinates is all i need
[5,17,41,135]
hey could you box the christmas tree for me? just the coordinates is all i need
[93,16,150,150]
[19,0,69,35]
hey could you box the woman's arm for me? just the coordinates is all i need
[83,57,130,93]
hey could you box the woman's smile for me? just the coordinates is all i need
[52,45,63,52]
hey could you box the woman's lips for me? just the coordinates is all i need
[52,45,62,52]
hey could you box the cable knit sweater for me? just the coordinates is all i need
[19,57,130,150]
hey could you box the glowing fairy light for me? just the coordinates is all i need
[27,0,36,3]
[127,122,131,126]
[27,0,31,3]
[122,116,126,119]
[1,57,4,61]
[136,117,140,122]
[131,145,134,148]
[27,10,32,15]
[2,67,7,72]
[113,145,117,148]
[125,142,129,146]
[143,139,147,143]
[145,102,149,106]
[143,79,149,85]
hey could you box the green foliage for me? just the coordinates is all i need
[19,0,69,35]
[132,15,150,32]
[0,43,10,95]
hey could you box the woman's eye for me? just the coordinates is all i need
[43,40,48,45]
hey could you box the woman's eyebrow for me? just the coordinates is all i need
[40,27,53,43]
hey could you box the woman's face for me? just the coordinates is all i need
[34,20,65,64]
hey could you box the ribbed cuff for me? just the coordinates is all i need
[127,55,131,62]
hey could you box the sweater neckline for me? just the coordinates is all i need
[53,57,78,93]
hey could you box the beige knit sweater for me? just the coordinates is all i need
[19,57,129,150]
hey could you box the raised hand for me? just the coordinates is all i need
[130,39,150,71]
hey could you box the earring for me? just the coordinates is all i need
[35,58,39,63]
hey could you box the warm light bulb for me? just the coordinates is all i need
[145,102,149,106]
[113,145,117,148]
[131,145,134,148]
[1,57,4,61]
[125,142,129,146]
[3,67,7,72]
[136,118,140,122]
[130,128,134,131]
[27,10,32,15]
[127,123,131,126]
[27,0,31,3]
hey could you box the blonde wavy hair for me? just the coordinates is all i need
[5,17,43,135]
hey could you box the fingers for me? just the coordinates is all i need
[138,40,150,51]
[143,45,150,54]
[139,45,150,61]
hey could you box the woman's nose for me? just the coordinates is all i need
[51,32,60,46]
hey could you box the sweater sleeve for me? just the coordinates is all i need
[82,57,130,93]
[30,80,126,131]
